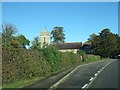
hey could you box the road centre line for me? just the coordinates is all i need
[49,59,113,89]
[89,77,94,81]
[97,70,100,73]
[81,84,88,89]
[94,73,98,77]
[85,59,115,88]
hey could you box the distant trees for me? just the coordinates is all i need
[87,28,120,58]
[51,26,65,43]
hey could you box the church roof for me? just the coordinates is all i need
[50,42,82,50]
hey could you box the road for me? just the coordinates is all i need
[22,65,76,89]
[55,59,118,89]
[88,59,118,88]
[22,59,118,89]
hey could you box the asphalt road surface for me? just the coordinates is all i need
[56,59,118,89]
[22,59,118,89]
[88,59,118,88]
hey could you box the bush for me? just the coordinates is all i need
[85,55,101,63]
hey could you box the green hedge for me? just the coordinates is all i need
[2,47,51,84]
[2,46,101,85]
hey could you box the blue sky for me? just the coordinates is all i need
[2,2,118,45]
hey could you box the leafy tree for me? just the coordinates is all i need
[10,35,30,48]
[17,35,30,48]
[91,28,120,58]
[87,33,97,43]
[2,23,17,47]
[51,26,65,43]
[31,37,40,50]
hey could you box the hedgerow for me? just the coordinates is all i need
[2,46,101,85]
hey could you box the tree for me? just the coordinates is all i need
[87,33,97,43]
[2,23,17,47]
[10,35,30,48]
[31,37,40,50]
[118,36,120,55]
[17,35,30,48]
[91,28,120,58]
[51,26,65,43]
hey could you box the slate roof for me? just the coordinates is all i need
[50,42,82,50]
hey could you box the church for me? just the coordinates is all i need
[40,28,90,54]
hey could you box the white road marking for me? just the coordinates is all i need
[102,67,105,70]
[49,59,114,89]
[89,77,94,81]
[49,65,81,89]
[94,73,98,76]
[97,71,100,73]
[86,59,115,88]
[82,84,88,89]
[49,60,105,89]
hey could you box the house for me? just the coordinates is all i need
[50,42,82,53]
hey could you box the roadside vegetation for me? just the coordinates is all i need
[2,46,100,88]
[86,28,120,58]
[1,23,119,88]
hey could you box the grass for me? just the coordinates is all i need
[2,77,44,89]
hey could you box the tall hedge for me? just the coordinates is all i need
[2,47,100,84]
[2,47,51,84]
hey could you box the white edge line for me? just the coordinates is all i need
[49,60,105,89]
[49,59,113,89]
[49,65,80,89]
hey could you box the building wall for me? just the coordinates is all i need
[59,49,78,53]
[40,30,50,48]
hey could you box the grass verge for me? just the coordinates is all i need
[2,77,44,89]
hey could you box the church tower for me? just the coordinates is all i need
[40,27,50,48]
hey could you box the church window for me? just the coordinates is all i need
[44,37,45,43]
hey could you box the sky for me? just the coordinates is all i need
[2,2,118,45]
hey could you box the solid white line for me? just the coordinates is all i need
[82,84,88,89]
[49,65,81,89]
[49,60,106,89]
[49,59,113,89]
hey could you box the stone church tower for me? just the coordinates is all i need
[40,27,50,48]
